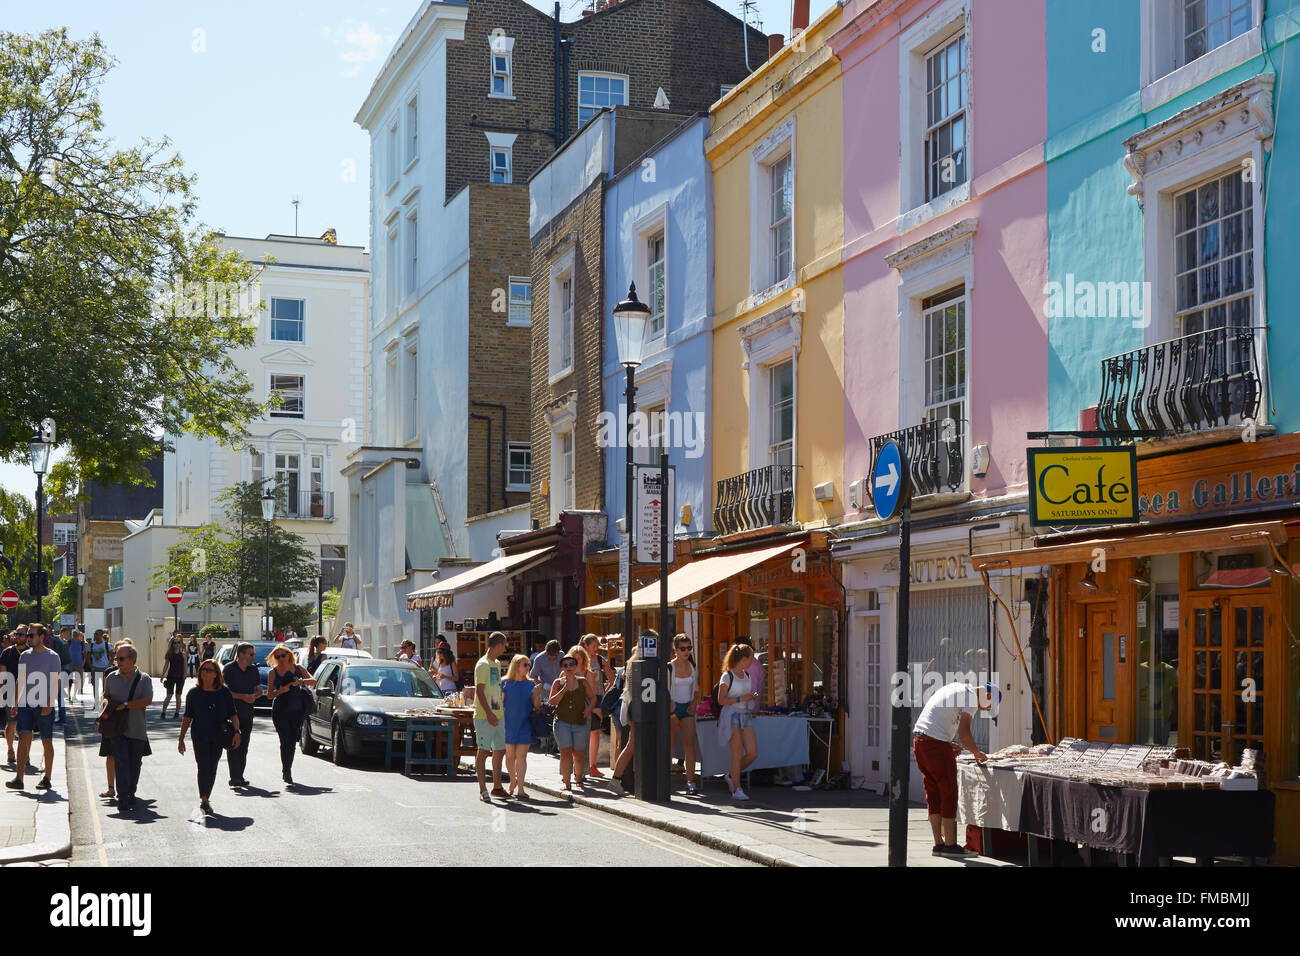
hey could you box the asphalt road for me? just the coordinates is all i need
[63,678,750,867]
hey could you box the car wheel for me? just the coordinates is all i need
[301,719,319,756]
[331,720,349,766]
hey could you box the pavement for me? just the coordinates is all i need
[0,694,80,866]
[515,743,1018,868]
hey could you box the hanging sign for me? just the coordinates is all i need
[1028,447,1138,526]
[634,465,675,564]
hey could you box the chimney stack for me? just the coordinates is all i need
[792,0,810,36]
[768,33,784,58]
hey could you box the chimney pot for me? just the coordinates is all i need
[793,0,810,34]
[768,33,784,58]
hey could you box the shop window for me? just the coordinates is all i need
[907,586,991,750]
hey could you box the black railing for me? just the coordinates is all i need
[713,464,795,535]
[1097,326,1262,435]
[278,490,335,519]
[868,418,966,504]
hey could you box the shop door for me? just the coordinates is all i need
[1184,596,1267,763]
[1085,604,1122,741]
[768,601,804,708]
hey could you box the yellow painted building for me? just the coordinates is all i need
[707,8,844,536]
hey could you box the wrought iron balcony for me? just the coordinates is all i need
[277,490,335,520]
[713,464,795,535]
[1097,326,1262,435]
[868,418,966,505]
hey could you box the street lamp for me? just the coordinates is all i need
[77,570,86,631]
[614,282,670,802]
[29,430,51,622]
[261,488,276,639]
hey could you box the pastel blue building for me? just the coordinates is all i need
[603,113,715,546]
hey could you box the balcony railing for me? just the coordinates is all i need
[277,490,335,520]
[713,464,795,536]
[868,418,966,505]
[1097,326,1262,435]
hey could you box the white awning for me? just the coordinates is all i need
[579,539,806,615]
[406,546,556,610]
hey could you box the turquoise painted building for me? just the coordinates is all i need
[1046,0,1300,435]
[602,113,714,546]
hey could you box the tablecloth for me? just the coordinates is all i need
[956,762,1026,831]
[673,715,810,777]
[1018,773,1276,860]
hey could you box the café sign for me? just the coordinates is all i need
[1028,447,1138,526]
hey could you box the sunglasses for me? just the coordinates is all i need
[561,662,577,668]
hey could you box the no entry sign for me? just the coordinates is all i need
[165,586,184,605]
[0,590,18,610]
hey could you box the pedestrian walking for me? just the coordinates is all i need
[88,630,112,702]
[102,643,153,811]
[306,636,328,674]
[528,640,562,695]
[398,639,421,665]
[717,643,761,802]
[548,647,594,792]
[0,629,29,766]
[186,636,200,678]
[580,634,616,778]
[178,659,240,815]
[48,626,69,725]
[95,643,120,800]
[501,654,540,800]
[265,644,315,787]
[473,631,508,802]
[610,648,637,795]
[6,630,62,790]
[669,634,700,794]
[66,629,86,701]
[430,645,458,695]
[222,642,264,788]
[161,635,188,718]
[200,633,216,663]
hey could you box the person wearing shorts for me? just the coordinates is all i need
[716,643,760,802]
[473,632,508,802]
[7,635,62,791]
[548,651,593,792]
[912,681,998,857]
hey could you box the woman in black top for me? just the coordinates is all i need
[306,636,328,674]
[266,645,316,787]
[179,660,240,815]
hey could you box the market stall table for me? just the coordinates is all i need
[433,706,479,759]
[956,761,1026,832]
[675,714,810,778]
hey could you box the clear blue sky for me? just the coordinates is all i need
[2,0,833,499]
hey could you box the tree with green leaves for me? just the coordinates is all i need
[0,29,267,493]
[45,574,77,622]
[152,481,320,614]
[0,487,59,626]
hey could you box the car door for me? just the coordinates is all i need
[311,662,339,737]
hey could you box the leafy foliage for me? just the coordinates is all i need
[0,29,266,488]
[198,623,229,644]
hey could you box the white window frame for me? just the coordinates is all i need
[52,524,76,546]
[489,35,515,99]
[898,0,971,231]
[578,71,629,127]
[405,208,419,296]
[405,93,419,167]
[748,116,796,298]
[919,285,968,452]
[1140,0,1263,111]
[1124,74,1271,416]
[485,131,517,185]
[632,202,669,344]
[507,276,532,327]
[507,441,531,492]
[269,296,306,344]
[548,246,576,384]
[384,345,400,444]
[545,396,577,525]
[386,117,400,193]
[268,372,306,419]
[739,300,802,484]
[403,340,419,442]
[490,146,512,184]
[250,448,265,486]
[386,227,400,312]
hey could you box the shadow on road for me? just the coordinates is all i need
[232,785,280,799]
[284,783,333,796]
[108,799,166,823]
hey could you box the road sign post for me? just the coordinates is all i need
[0,590,18,611]
[166,586,183,638]
[872,440,913,868]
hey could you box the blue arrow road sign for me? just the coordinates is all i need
[873,439,909,521]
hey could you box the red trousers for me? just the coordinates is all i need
[913,733,958,818]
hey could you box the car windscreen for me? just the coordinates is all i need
[249,643,283,666]
[338,666,442,699]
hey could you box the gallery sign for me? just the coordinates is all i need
[1028,447,1138,526]
[1134,433,1300,522]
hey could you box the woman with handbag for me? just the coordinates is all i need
[160,635,188,719]
[429,645,458,695]
[547,649,594,792]
[580,634,616,778]
[178,659,240,815]
[265,645,316,787]
[100,642,153,812]
[501,654,541,799]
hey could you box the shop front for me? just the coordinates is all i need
[973,435,1300,863]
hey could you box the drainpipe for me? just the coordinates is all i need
[553,3,561,145]
[471,413,492,514]
[471,400,510,511]
[561,35,572,141]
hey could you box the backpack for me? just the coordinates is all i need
[710,671,734,719]
[599,670,624,716]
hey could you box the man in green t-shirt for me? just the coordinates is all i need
[474,632,507,802]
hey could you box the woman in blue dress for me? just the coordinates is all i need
[501,655,541,800]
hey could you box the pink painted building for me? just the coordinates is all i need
[829,0,1048,792]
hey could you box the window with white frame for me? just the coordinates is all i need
[405,210,418,295]
[1175,170,1254,337]
[310,454,325,513]
[635,404,666,466]
[646,231,666,338]
[406,95,419,164]
[769,154,793,284]
[1141,0,1262,107]
[1182,0,1254,65]
[921,286,966,447]
[404,343,419,440]
[507,442,531,492]
[387,228,399,309]
[548,251,575,380]
[250,448,265,485]
[558,430,574,511]
[270,297,305,343]
[768,360,794,492]
[275,453,301,515]
[269,374,305,418]
[508,277,531,326]
[720,84,736,99]
[387,120,399,188]
[924,33,967,202]
[385,352,399,442]
[578,72,628,126]
[490,146,511,183]
[52,524,76,546]
[489,37,514,97]
[749,117,795,294]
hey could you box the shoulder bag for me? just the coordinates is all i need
[98,671,143,739]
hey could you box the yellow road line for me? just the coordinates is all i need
[70,713,108,867]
